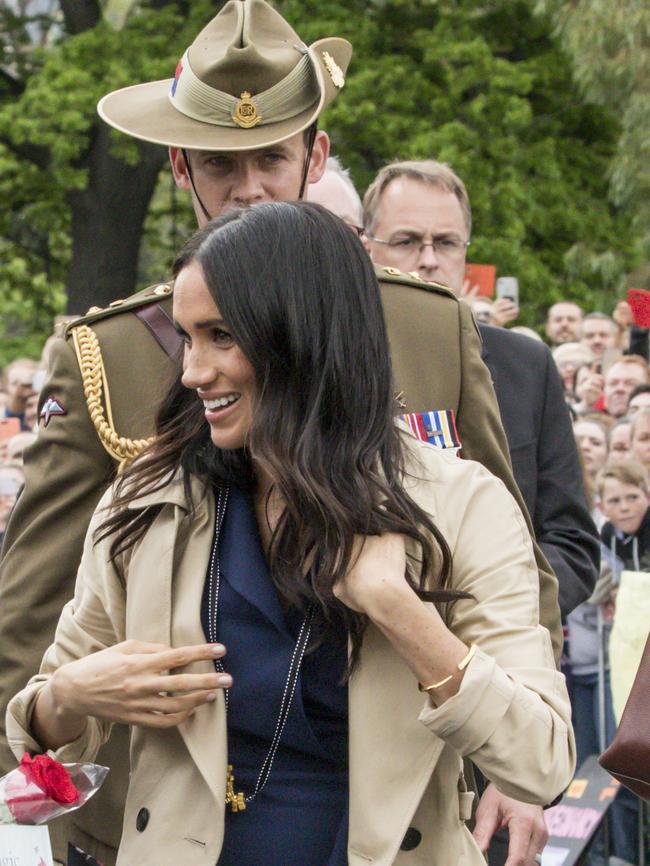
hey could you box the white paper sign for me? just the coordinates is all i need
[541,845,570,866]
[0,825,53,866]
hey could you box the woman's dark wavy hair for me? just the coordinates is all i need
[97,201,461,669]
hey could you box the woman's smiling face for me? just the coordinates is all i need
[174,261,256,451]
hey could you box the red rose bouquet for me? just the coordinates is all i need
[0,753,108,825]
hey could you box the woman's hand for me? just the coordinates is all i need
[333,532,410,615]
[39,640,231,741]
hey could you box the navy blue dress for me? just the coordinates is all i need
[200,487,349,866]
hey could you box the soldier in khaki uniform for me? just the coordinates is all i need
[0,2,561,865]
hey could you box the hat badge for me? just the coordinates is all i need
[233,92,262,128]
[322,51,345,88]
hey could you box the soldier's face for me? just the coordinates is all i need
[175,262,256,452]
[365,178,469,291]
[170,131,329,226]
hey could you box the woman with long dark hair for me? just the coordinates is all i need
[8,202,574,866]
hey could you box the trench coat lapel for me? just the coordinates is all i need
[130,478,228,808]
[348,617,445,865]
[171,490,229,808]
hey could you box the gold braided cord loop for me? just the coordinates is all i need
[71,325,154,466]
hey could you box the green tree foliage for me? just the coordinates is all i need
[0,0,212,367]
[1,0,646,368]
[280,0,643,327]
[536,0,650,240]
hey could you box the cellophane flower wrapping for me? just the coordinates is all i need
[0,753,108,825]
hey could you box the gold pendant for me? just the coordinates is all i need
[225,764,247,813]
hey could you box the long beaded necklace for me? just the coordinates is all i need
[206,486,314,813]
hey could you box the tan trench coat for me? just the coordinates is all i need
[7,432,574,866]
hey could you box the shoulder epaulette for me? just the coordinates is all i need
[374,265,457,300]
[64,283,172,468]
[64,282,173,338]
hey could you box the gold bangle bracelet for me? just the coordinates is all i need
[418,644,478,693]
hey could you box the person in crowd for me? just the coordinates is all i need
[7,202,574,866]
[22,393,39,433]
[574,354,650,417]
[1,359,38,431]
[510,325,543,342]
[468,296,494,325]
[589,460,648,865]
[607,418,632,465]
[630,407,650,473]
[552,342,595,400]
[362,159,599,621]
[545,301,584,348]
[602,356,650,417]
[0,4,558,865]
[306,156,363,232]
[573,363,605,416]
[579,312,618,359]
[361,159,597,866]
[6,432,38,464]
[627,382,650,416]
[600,460,650,574]
[0,463,25,549]
[612,297,650,358]
[573,414,611,521]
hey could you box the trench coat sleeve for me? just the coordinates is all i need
[414,450,575,806]
[5,490,122,765]
[0,336,116,774]
[452,302,563,664]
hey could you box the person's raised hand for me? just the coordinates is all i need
[613,300,633,331]
[459,279,480,300]
[472,783,548,866]
[50,640,231,729]
[491,298,520,327]
[575,370,604,409]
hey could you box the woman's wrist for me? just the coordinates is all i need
[361,579,418,626]
[32,672,88,751]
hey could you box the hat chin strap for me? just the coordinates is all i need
[182,148,213,223]
[181,126,317,223]
[298,122,318,200]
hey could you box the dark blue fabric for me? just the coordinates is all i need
[201,487,349,866]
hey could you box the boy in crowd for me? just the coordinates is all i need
[600,460,650,575]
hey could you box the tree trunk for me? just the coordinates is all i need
[65,124,167,314]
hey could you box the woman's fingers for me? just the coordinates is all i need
[140,642,227,672]
[155,671,232,693]
[129,688,220,716]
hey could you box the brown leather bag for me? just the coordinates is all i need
[599,631,650,800]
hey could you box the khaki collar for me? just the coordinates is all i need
[125,470,208,512]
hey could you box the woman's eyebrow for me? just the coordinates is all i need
[172,318,227,334]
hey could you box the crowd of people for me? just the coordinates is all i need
[0,2,647,866]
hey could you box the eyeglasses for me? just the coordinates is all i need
[366,234,470,257]
[342,219,364,236]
